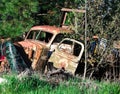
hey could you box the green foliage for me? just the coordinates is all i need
[0,0,119,42]
[87,0,120,41]
[0,0,85,38]
[97,81,120,94]
[0,75,120,94]
[0,75,52,94]
[0,0,39,38]
[38,0,66,25]
[38,0,85,26]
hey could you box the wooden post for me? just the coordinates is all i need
[60,8,86,28]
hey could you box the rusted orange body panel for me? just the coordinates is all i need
[18,40,45,70]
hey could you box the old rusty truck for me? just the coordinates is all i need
[13,25,83,74]
[0,25,84,76]
[12,25,85,75]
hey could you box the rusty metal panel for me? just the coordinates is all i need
[49,49,78,74]
[31,43,43,70]
[17,40,45,70]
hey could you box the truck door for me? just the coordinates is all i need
[48,38,84,74]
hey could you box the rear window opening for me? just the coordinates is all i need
[58,39,82,57]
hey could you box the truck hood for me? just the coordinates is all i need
[16,40,44,49]
[14,40,46,70]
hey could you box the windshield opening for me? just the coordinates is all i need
[26,30,53,43]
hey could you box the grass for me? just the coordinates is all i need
[0,74,120,94]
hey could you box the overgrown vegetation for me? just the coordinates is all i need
[87,0,120,43]
[0,0,120,39]
[0,0,120,93]
[0,0,39,38]
[0,75,119,94]
[0,0,85,38]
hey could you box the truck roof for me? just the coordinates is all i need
[30,25,73,34]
